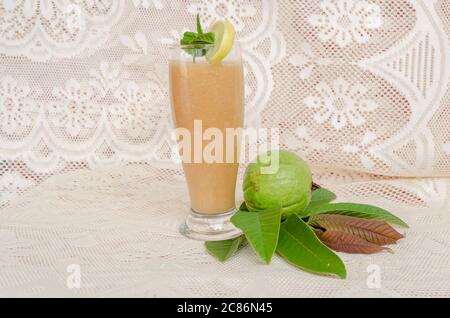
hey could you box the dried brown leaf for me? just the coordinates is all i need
[309,214,404,245]
[314,229,390,254]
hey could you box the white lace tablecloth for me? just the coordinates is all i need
[0,166,449,297]
[1,0,450,297]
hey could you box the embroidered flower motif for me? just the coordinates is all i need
[285,126,328,155]
[2,0,118,21]
[0,0,124,61]
[159,29,188,45]
[342,131,377,170]
[188,0,256,32]
[308,0,383,48]
[288,43,332,80]
[48,80,101,137]
[131,0,164,10]
[0,76,40,135]
[3,0,55,18]
[414,180,450,210]
[109,81,164,139]
[120,31,157,65]
[89,61,129,98]
[0,172,35,206]
[304,78,379,130]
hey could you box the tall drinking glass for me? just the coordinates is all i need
[169,43,244,241]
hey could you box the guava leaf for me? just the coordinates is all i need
[276,215,346,279]
[231,207,281,264]
[309,214,404,245]
[299,202,409,227]
[298,187,336,216]
[205,235,245,262]
[306,187,337,210]
[314,229,390,254]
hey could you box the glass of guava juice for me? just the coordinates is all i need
[169,39,244,241]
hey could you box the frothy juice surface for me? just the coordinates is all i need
[169,61,244,214]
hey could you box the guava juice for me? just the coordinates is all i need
[169,61,244,214]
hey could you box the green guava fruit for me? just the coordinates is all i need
[243,150,312,219]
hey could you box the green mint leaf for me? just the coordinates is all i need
[179,15,214,62]
[196,13,203,34]
[300,202,409,227]
[231,206,281,264]
[205,235,245,262]
[180,31,197,45]
[194,32,215,44]
[276,215,347,279]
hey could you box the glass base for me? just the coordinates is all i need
[180,209,242,241]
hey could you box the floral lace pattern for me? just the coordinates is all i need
[109,82,164,139]
[304,78,379,130]
[0,0,447,200]
[48,80,100,138]
[132,0,164,10]
[89,61,129,98]
[308,0,383,47]
[188,0,256,32]
[288,43,332,80]
[343,131,378,170]
[0,76,40,136]
[0,0,125,61]
[0,172,35,206]
[0,0,449,297]
[0,168,449,296]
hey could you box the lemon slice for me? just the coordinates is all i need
[206,20,236,64]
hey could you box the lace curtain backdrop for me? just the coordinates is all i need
[0,0,450,297]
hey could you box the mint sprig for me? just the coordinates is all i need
[180,14,215,62]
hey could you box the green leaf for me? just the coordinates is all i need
[276,215,347,279]
[179,15,215,62]
[180,31,197,45]
[231,207,281,264]
[194,32,215,44]
[300,187,337,216]
[307,187,337,208]
[300,202,409,227]
[205,236,245,262]
[196,13,203,35]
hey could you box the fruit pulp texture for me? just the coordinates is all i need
[169,61,244,214]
